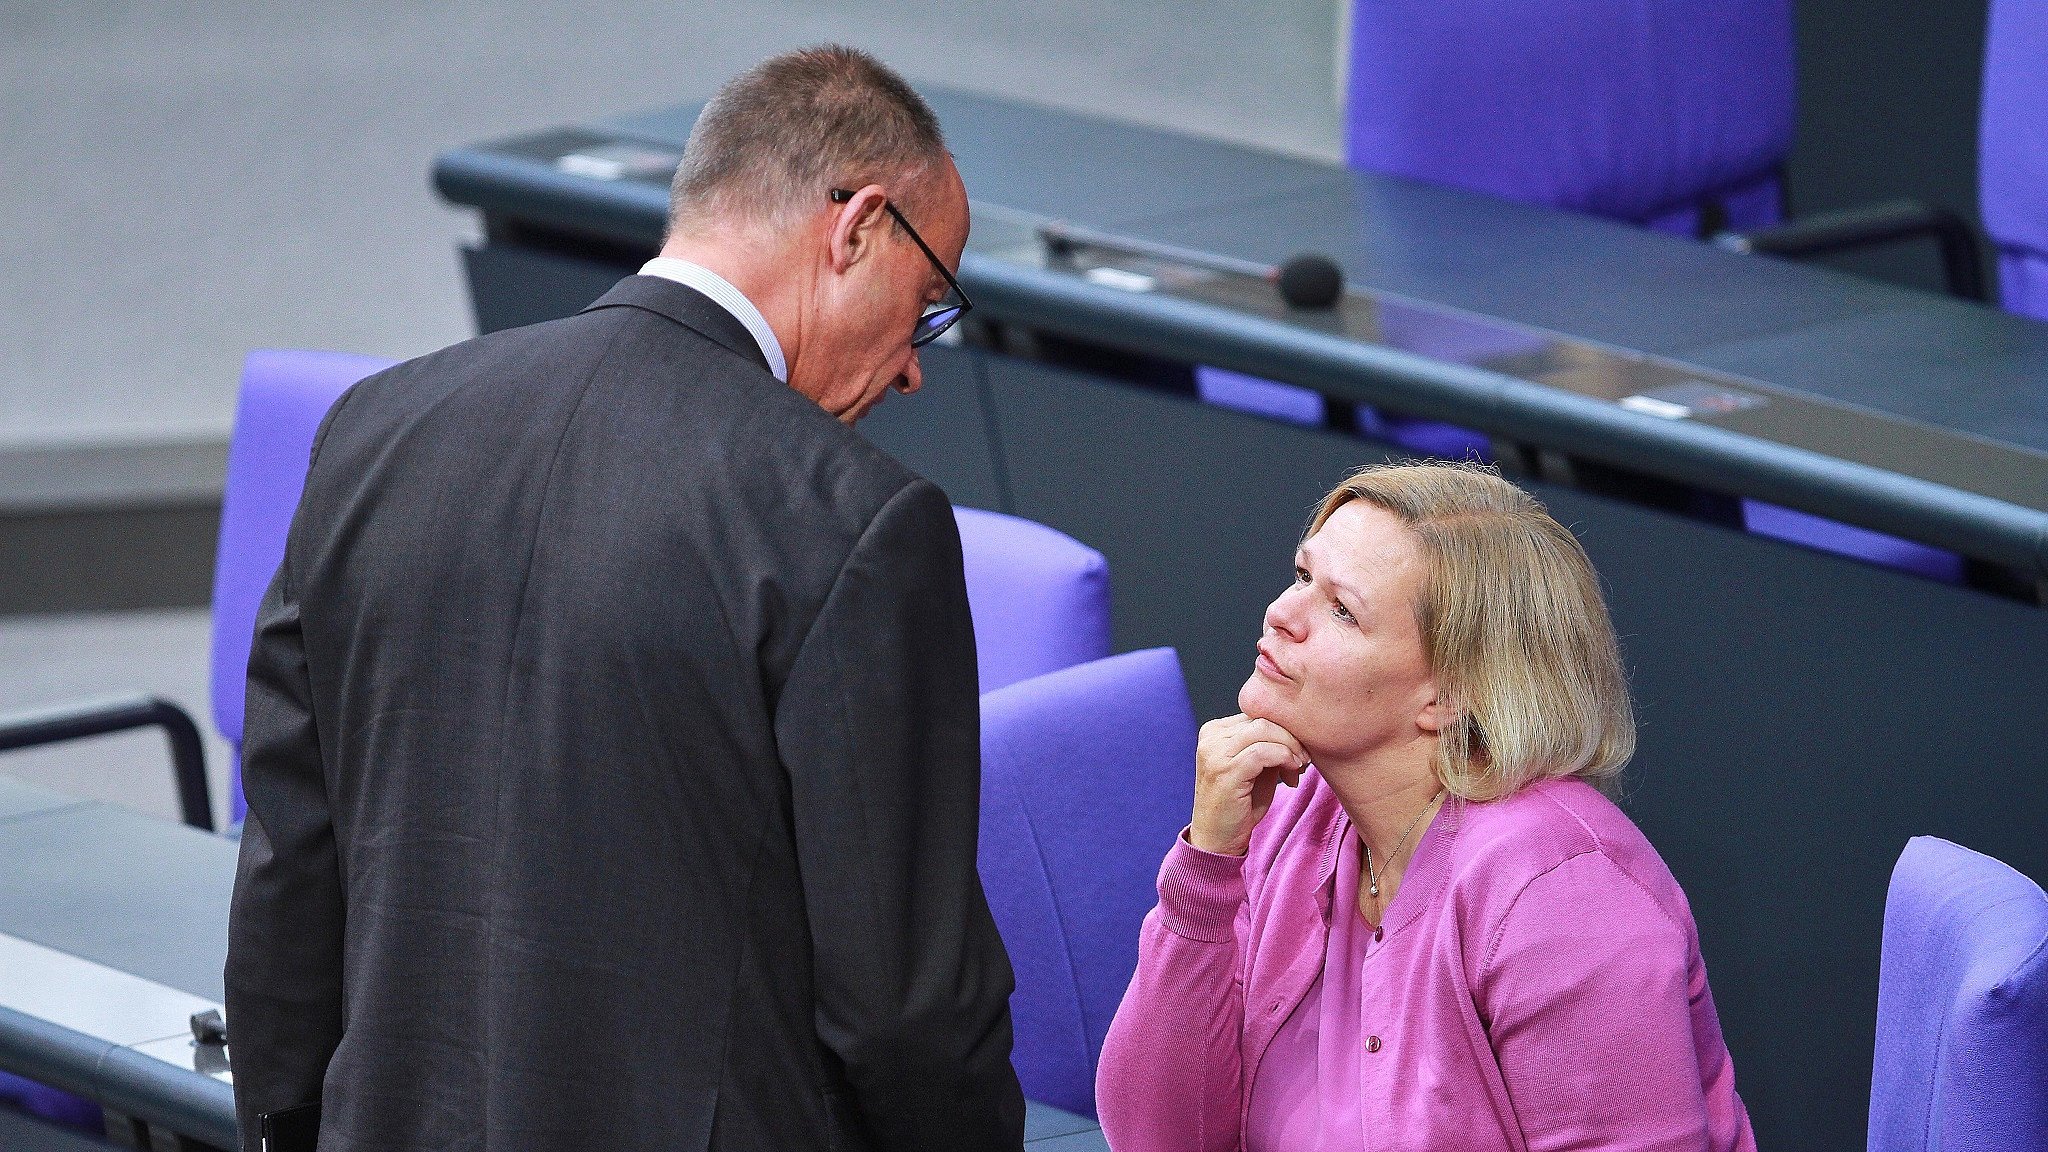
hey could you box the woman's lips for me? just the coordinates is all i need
[1255,644,1290,682]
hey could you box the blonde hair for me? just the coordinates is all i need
[1308,461,1634,801]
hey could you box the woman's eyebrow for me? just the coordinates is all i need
[1302,541,1372,613]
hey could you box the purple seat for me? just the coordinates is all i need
[212,349,395,821]
[1741,501,1965,584]
[977,648,1198,1117]
[1347,0,1790,450]
[0,1073,103,1135]
[955,506,1112,693]
[1982,0,2048,321]
[1200,0,1792,451]
[1193,367,1326,427]
[1346,0,1793,235]
[1868,837,2048,1151]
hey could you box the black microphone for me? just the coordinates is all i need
[1275,253,1344,309]
[1038,222,1346,310]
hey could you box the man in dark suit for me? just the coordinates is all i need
[226,46,1024,1151]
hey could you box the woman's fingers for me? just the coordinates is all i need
[1236,717,1308,766]
[1191,715,1311,856]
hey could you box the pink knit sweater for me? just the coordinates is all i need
[1095,771,1755,1152]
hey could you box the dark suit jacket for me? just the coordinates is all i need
[225,276,1025,1151]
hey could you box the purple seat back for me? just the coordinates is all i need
[0,1070,104,1134]
[977,648,1198,1117]
[211,350,395,819]
[1741,501,1964,584]
[1868,837,2048,1152]
[1194,367,1327,427]
[955,506,1112,693]
[1346,0,1793,234]
[1982,0,2048,321]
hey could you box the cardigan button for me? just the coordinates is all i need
[1367,1035,1383,1053]
[1373,927,1384,943]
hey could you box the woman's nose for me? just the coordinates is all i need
[1265,582,1308,639]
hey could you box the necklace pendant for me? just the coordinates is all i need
[1368,882,1379,898]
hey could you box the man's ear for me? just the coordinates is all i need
[828,185,891,275]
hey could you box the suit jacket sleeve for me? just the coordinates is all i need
[775,477,1026,1152]
[224,551,345,1151]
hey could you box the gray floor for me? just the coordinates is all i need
[1,2,1342,822]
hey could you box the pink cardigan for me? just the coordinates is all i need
[1095,771,1755,1152]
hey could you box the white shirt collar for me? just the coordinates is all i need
[637,257,788,382]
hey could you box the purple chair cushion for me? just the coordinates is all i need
[1982,0,2048,321]
[955,506,1112,693]
[1346,0,1793,226]
[211,350,395,818]
[1353,409,1495,461]
[1996,251,2048,323]
[978,648,1199,1117]
[0,1069,104,1134]
[1741,501,1964,584]
[1640,167,1785,237]
[1869,837,2048,1152]
[1193,368,1327,427]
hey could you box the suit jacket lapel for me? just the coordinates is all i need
[581,276,775,376]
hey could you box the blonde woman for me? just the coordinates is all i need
[1096,462,1754,1152]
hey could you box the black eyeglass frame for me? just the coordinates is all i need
[830,187,973,347]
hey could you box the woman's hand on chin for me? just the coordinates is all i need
[1188,713,1308,857]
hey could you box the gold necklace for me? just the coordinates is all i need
[1363,791,1444,900]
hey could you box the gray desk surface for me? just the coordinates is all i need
[1146,176,2048,452]
[0,779,235,1003]
[0,775,1107,1150]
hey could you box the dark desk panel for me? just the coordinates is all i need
[0,787,237,1149]
[0,1105,113,1151]
[447,88,1344,258]
[966,231,2048,577]
[855,345,1010,513]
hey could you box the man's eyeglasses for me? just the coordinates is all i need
[830,188,972,347]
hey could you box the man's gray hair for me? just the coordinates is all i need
[669,46,947,233]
